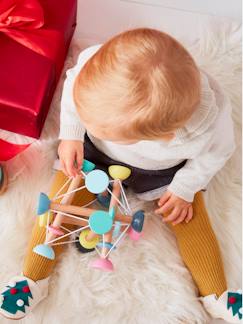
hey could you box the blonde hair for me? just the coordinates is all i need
[73,28,201,140]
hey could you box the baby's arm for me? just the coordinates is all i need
[59,44,101,140]
[58,45,101,176]
[167,98,236,203]
[155,97,235,224]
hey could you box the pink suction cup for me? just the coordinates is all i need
[89,257,114,272]
[128,228,142,241]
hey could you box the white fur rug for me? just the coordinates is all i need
[0,21,241,324]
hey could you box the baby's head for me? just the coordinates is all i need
[74,28,200,144]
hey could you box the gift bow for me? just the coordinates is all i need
[0,0,67,160]
[0,0,65,74]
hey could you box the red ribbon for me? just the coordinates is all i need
[0,0,66,160]
[0,0,65,74]
[0,139,30,161]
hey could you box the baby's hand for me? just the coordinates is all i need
[58,140,84,177]
[155,191,193,225]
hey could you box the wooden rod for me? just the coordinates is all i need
[102,180,120,257]
[50,202,132,223]
[46,175,83,242]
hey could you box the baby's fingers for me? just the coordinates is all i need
[172,208,187,226]
[162,207,181,223]
[75,151,83,171]
[158,191,171,207]
[65,153,77,177]
[185,205,193,223]
[155,199,174,215]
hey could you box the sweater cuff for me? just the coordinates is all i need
[59,124,85,141]
[167,181,195,203]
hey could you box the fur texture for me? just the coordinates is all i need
[0,21,241,324]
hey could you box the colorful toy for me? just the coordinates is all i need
[33,159,145,271]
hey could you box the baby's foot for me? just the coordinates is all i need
[201,289,242,323]
[0,274,49,320]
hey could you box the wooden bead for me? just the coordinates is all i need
[79,229,99,249]
[108,165,131,180]
[85,170,109,194]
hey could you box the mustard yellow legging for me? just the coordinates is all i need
[23,170,227,297]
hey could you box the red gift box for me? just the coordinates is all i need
[0,0,77,138]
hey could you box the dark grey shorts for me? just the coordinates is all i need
[84,134,186,194]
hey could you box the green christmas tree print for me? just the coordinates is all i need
[227,292,242,320]
[1,280,32,314]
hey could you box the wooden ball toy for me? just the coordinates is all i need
[33,159,146,270]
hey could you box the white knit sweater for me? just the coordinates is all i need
[59,45,235,202]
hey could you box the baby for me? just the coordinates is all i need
[0,28,241,322]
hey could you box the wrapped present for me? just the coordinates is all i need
[0,0,77,138]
